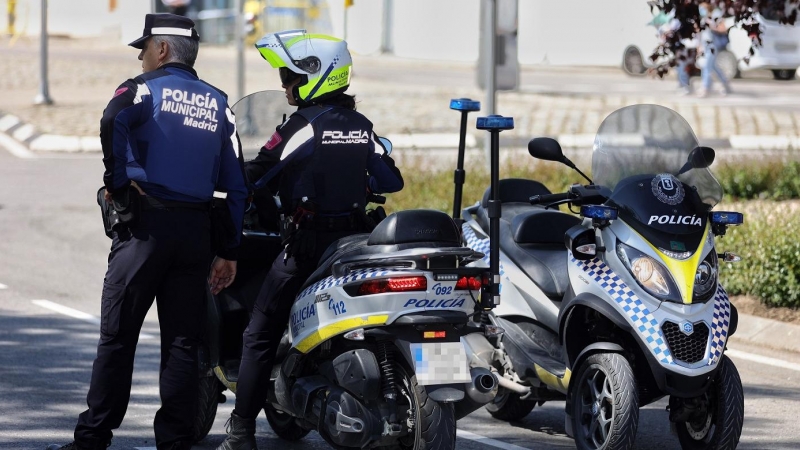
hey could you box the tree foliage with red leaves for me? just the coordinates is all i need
[649,0,799,76]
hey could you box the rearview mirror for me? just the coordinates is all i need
[528,137,565,163]
[689,146,715,169]
[378,137,393,156]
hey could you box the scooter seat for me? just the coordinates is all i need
[500,209,580,301]
[299,210,465,292]
[510,209,581,245]
[475,178,552,231]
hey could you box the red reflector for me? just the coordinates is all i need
[455,276,482,290]
[357,276,427,295]
[423,331,447,339]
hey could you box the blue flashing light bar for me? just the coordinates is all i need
[581,205,618,221]
[476,115,514,130]
[711,211,744,225]
[450,98,481,112]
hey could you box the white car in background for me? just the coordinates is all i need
[623,0,800,81]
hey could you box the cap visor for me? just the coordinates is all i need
[128,35,148,49]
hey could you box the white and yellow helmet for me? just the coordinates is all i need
[255,29,352,104]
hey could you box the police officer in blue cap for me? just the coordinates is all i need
[47,13,248,450]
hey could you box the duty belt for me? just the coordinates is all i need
[314,214,361,231]
[141,196,210,211]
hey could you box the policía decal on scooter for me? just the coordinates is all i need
[403,298,466,308]
[651,173,685,205]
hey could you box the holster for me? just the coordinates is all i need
[97,186,140,239]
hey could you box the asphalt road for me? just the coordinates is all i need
[1,140,799,449]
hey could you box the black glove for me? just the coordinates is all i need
[284,227,317,262]
[282,203,317,262]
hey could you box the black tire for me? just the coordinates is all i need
[622,46,647,76]
[716,50,740,80]
[675,356,744,450]
[485,389,536,421]
[571,353,639,450]
[772,69,797,80]
[264,404,310,441]
[193,375,223,442]
[397,365,456,450]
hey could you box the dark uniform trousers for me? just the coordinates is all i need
[75,206,211,450]
[233,228,356,419]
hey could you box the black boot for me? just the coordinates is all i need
[216,412,257,450]
[45,443,89,450]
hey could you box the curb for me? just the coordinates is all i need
[730,312,800,355]
[3,110,800,154]
[0,111,100,153]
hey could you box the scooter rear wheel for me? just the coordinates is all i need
[571,352,639,450]
[485,390,536,421]
[675,355,744,450]
[397,364,456,450]
[264,404,310,441]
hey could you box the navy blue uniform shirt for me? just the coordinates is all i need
[100,63,247,257]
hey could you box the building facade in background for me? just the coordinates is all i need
[2,0,656,68]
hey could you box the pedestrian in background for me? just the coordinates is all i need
[698,2,733,97]
[47,13,248,450]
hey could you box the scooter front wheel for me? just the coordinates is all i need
[675,355,744,450]
[571,352,639,450]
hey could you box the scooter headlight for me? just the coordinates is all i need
[616,242,680,301]
[693,251,718,302]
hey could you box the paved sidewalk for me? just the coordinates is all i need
[3,35,800,154]
[731,313,800,354]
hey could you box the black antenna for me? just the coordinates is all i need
[476,114,514,309]
[449,98,481,219]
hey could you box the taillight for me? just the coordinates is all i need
[357,276,427,296]
[455,276,482,290]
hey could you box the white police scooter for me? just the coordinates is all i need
[450,101,745,450]
[195,91,510,449]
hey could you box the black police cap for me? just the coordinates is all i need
[129,13,200,49]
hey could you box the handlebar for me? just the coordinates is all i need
[529,192,572,205]
[367,194,387,205]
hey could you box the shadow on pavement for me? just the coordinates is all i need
[0,308,162,449]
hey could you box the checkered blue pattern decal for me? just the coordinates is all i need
[573,258,674,365]
[297,267,394,299]
[708,285,731,365]
[462,223,505,290]
[462,223,489,263]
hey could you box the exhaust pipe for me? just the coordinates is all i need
[465,367,498,404]
[454,367,499,420]
[492,369,531,394]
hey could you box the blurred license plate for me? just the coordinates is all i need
[410,341,470,385]
[775,42,798,53]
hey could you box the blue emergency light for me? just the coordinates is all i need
[581,205,618,221]
[476,115,514,130]
[450,98,481,112]
[710,211,744,225]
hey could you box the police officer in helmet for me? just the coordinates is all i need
[216,30,403,449]
[47,13,248,450]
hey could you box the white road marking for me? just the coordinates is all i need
[726,348,800,372]
[457,430,532,450]
[0,131,37,159]
[0,283,7,289]
[31,299,155,339]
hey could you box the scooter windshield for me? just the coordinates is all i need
[231,90,297,160]
[592,105,723,249]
